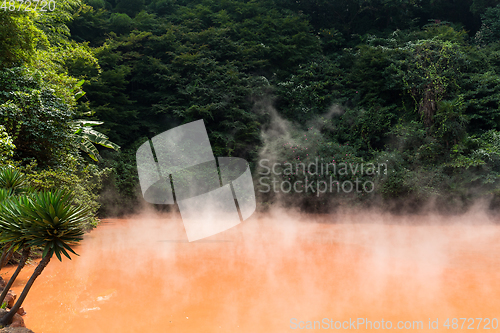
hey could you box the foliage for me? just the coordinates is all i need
[71,119,120,162]
[0,2,111,221]
[474,4,500,45]
[1,0,495,212]
[0,10,44,67]
[0,67,75,167]
[0,195,33,245]
[0,168,30,195]
[19,190,88,260]
[20,161,111,229]
[0,126,15,161]
[0,189,90,326]
[0,166,32,276]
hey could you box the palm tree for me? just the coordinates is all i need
[0,168,32,270]
[0,168,31,196]
[0,190,92,326]
[0,195,33,307]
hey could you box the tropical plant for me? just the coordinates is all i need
[71,119,120,162]
[0,190,91,326]
[0,188,11,203]
[0,195,33,307]
[0,188,14,270]
[0,168,30,196]
[0,167,31,271]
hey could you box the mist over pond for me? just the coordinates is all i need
[5,209,499,332]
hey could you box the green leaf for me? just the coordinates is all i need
[54,248,62,261]
[80,138,101,162]
[72,79,85,92]
[59,246,72,260]
[74,91,86,101]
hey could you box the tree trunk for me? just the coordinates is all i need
[0,254,51,327]
[0,246,14,270]
[419,84,437,128]
[0,246,9,270]
[0,246,30,306]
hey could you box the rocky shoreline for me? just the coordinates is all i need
[0,277,34,333]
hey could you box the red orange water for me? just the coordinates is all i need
[2,211,500,332]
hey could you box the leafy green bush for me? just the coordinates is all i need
[0,67,75,168]
[0,126,15,162]
[20,161,111,229]
[475,5,500,46]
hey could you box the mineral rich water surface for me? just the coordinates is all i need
[2,210,500,332]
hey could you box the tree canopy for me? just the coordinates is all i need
[2,0,500,213]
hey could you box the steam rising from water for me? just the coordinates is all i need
[3,208,500,332]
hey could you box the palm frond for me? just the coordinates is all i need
[0,188,12,203]
[0,195,33,246]
[21,190,90,261]
[0,168,29,194]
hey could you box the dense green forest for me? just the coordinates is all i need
[1,0,500,216]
